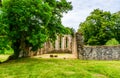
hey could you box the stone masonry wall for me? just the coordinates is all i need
[76,32,120,60]
[26,35,74,57]
[83,46,120,60]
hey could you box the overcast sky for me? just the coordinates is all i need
[62,0,120,31]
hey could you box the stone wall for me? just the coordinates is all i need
[76,32,84,59]
[26,35,75,57]
[82,45,120,60]
[76,32,120,60]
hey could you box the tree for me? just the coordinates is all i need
[78,9,115,45]
[111,12,120,43]
[1,0,72,59]
[0,0,9,54]
[44,0,72,41]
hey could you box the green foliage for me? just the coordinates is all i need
[78,9,120,45]
[0,37,10,54]
[63,27,75,35]
[111,12,120,43]
[0,9,10,54]
[106,38,119,45]
[1,0,72,58]
[45,0,72,41]
[87,36,99,45]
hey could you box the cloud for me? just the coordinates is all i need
[62,0,120,31]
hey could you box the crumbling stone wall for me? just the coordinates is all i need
[76,32,120,60]
[76,32,84,59]
[83,45,120,60]
[27,35,74,57]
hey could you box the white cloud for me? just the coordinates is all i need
[62,0,120,31]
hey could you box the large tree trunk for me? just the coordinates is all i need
[19,46,30,58]
[4,46,30,63]
[7,39,30,61]
[18,38,30,58]
[4,41,20,62]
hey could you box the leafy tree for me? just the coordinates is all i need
[0,1,9,54]
[78,9,115,45]
[111,12,120,43]
[1,0,72,59]
[45,0,72,41]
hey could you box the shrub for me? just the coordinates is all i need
[87,37,100,45]
[105,38,119,45]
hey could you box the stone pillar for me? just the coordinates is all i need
[40,48,44,54]
[76,32,84,59]
[64,36,67,50]
[55,36,59,50]
[44,43,47,54]
[47,42,50,53]
[36,49,40,55]
[68,35,71,51]
[61,36,65,50]
[49,42,53,52]
[72,34,78,58]
[46,41,50,52]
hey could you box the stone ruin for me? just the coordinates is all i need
[76,32,120,60]
[28,34,77,57]
[23,32,120,60]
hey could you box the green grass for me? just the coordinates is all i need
[0,58,120,78]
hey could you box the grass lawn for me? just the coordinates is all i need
[0,58,120,78]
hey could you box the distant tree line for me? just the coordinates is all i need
[78,9,120,45]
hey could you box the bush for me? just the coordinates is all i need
[87,37,100,45]
[106,38,119,45]
[0,50,4,54]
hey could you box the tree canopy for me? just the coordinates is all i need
[78,9,120,45]
[0,0,72,58]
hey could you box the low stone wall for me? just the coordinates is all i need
[80,45,120,60]
[76,32,120,60]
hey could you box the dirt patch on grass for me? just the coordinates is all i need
[32,53,77,59]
